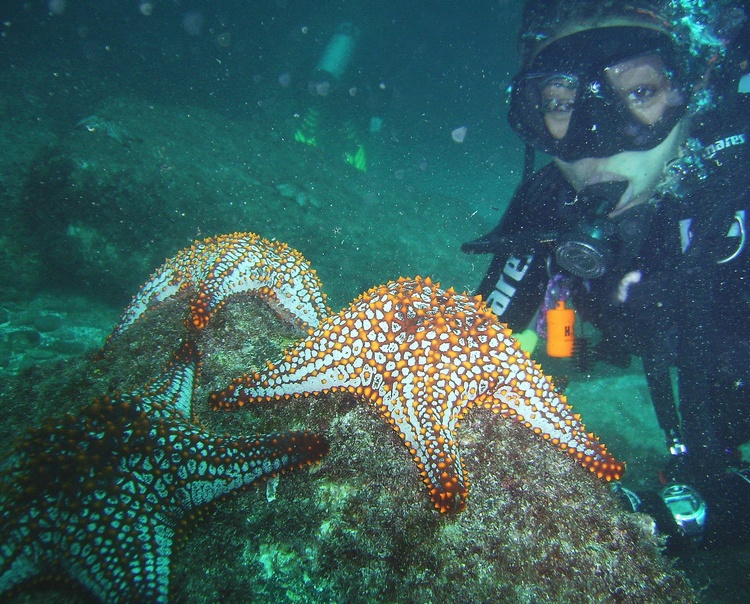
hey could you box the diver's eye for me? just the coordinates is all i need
[627,85,659,105]
[539,78,578,115]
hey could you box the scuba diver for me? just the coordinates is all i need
[294,22,369,172]
[463,0,750,549]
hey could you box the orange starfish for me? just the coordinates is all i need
[103,232,330,351]
[210,276,624,513]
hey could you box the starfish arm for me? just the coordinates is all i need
[0,342,328,603]
[208,319,365,411]
[102,232,329,352]
[105,262,185,344]
[0,458,43,596]
[477,338,625,481]
[385,393,469,513]
[486,383,624,481]
[51,495,176,604]
[190,233,330,331]
[138,339,200,420]
[173,431,329,508]
[101,238,218,351]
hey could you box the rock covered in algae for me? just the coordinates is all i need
[0,292,696,603]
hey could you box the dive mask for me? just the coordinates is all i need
[508,27,692,162]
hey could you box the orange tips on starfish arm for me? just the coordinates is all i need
[586,449,625,482]
[567,442,625,482]
[171,338,201,366]
[427,473,468,513]
[188,292,212,330]
[249,430,329,474]
[417,446,469,514]
[209,374,264,411]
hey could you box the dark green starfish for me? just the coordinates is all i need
[0,341,328,603]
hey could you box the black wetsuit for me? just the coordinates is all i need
[465,103,750,470]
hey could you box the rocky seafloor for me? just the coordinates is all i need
[0,291,696,603]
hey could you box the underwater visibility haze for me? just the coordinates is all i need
[0,1,748,602]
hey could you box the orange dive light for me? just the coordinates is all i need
[546,300,575,358]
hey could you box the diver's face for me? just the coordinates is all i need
[554,118,689,217]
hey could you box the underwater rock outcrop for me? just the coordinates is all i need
[0,286,696,603]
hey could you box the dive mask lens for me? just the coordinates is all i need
[537,74,579,141]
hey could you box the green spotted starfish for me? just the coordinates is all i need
[0,341,327,603]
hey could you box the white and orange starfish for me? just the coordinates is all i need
[211,276,624,513]
[103,232,330,352]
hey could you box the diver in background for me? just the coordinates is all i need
[294,22,369,172]
[463,0,750,548]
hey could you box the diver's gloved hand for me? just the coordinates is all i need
[460,234,501,255]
